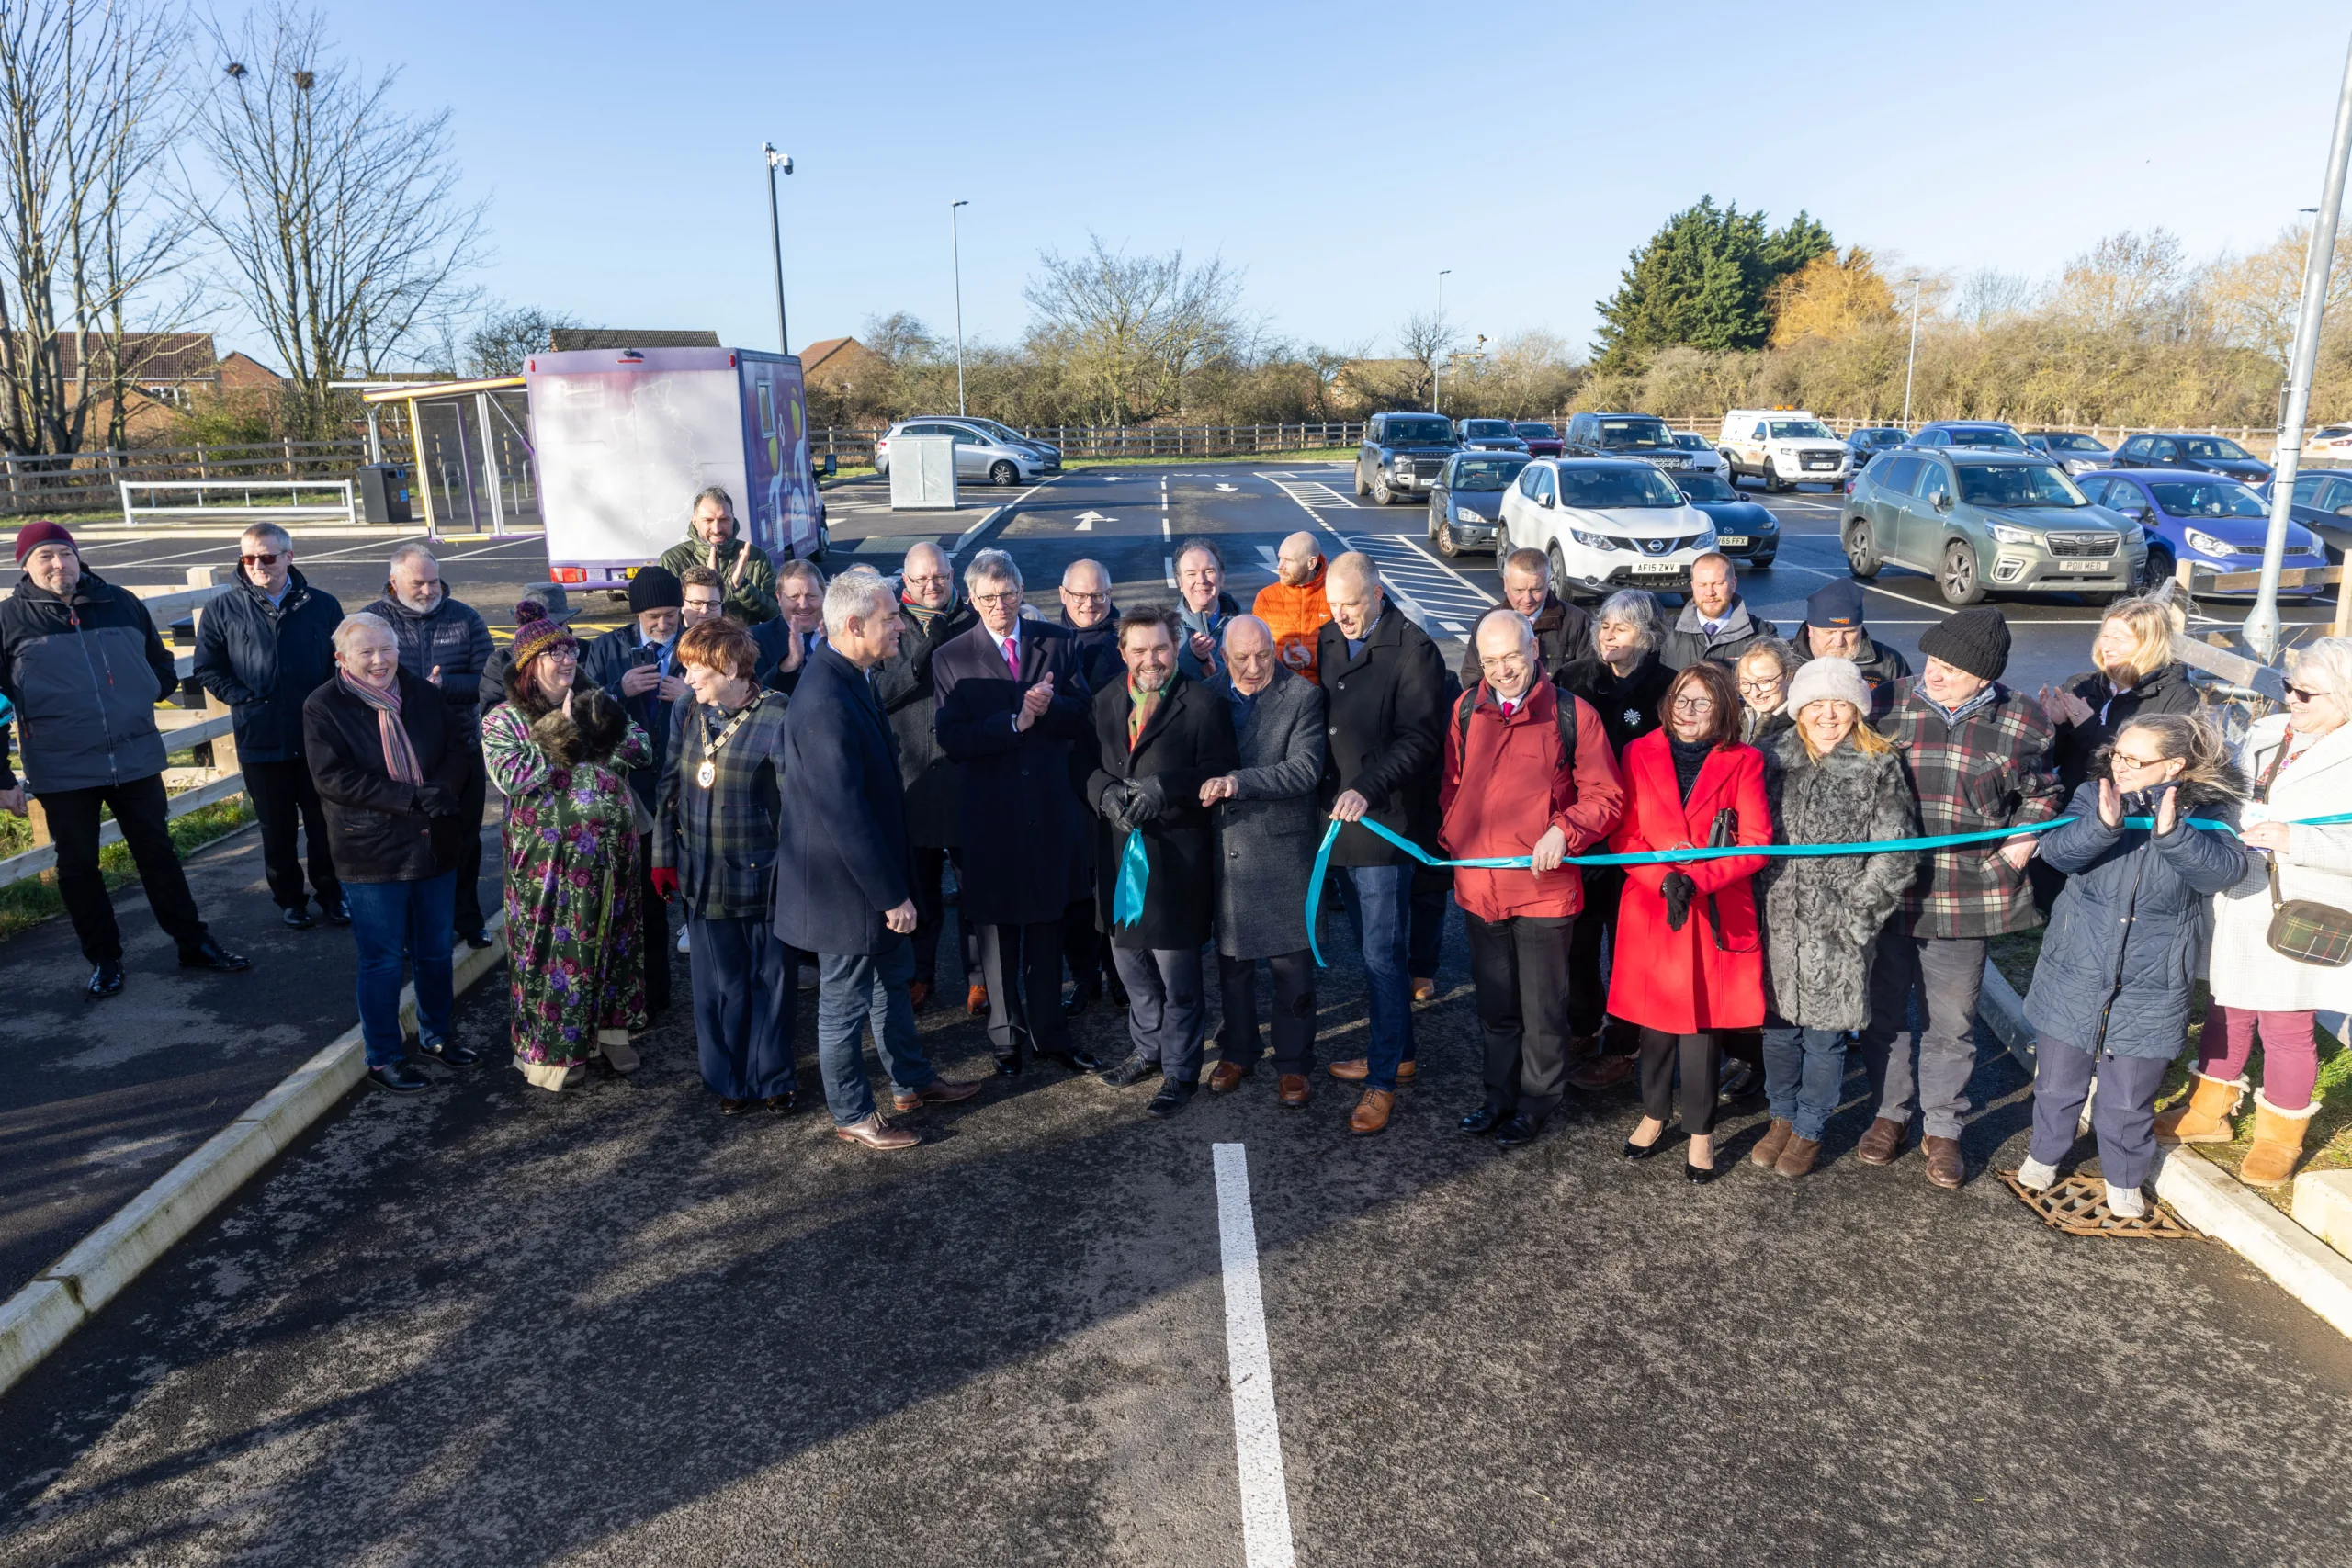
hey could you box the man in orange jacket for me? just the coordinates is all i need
[1250,531,1333,682]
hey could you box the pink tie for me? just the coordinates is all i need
[1002,637,1020,675]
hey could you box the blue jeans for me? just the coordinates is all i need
[1760,1017,1847,1142]
[344,873,456,1069]
[814,933,932,1124]
[1338,863,1413,1092]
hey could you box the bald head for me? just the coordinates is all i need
[1224,614,1277,694]
[1474,607,1540,702]
[1324,552,1383,638]
[1275,531,1323,586]
[900,541,954,609]
[1060,557,1113,628]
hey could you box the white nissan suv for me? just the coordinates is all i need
[1498,458,1717,601]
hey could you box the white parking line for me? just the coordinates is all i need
[1213,1145,1296,1568]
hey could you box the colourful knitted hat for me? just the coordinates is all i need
[509,599,576,671]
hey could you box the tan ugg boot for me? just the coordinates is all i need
[2239,1091,2319,1189]
[2154,1071,2246,1144]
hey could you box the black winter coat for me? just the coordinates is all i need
[2048,660,2202,797]
[1061,610,1124,699]
[2025,770,2249,1060]
[302,670,470,883]
[1086,672,1238,949]
[191,569,344,763]
[773,646,910,957]
[1315,603,1445,868]
[1790,627,1912,722]
[873,598,979,849]
[363,592,495,746]
[577,623,684,813]
[1455,592,1591,688]
[0,567,176,793]
[933,619,1094,925]
[1559,651,1675,756]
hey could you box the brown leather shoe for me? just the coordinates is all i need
[908,980,933,1009]
[1277,1074,1310,1109]
[1922,1134,1964,1190]
[892,1077,984,1112]
[1566,1054,1634,1092]
[1208,1060,1253,1094]
[834,1113,918,1151]
[1751,1117,1794,1168]
[1775,1135,1822,1179]
[967,985,989,1017]
[1410,976,1438,1004]
[1856,1116,1908,1167]
[1349,1088,1396,1135]
[1327,1058,1415,1084]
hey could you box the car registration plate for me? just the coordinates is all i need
[1717,536,1750,547]
[2057,560,2110,573]
[1631,561,1682,575]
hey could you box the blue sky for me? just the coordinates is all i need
[295,0,2352,366]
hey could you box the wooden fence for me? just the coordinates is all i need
[1,440,368,514]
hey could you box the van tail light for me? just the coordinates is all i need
[554,567,586,583]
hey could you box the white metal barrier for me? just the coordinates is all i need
[119,479,357,527]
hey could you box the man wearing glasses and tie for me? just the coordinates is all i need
[194,522,348,931]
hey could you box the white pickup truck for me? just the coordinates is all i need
[1718,410,1850,491]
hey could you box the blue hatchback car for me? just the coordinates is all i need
[2080,468,2326,596]
[1669,469,1780,566]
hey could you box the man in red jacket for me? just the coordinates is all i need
[1442,606,1625,1147]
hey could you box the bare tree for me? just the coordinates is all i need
[2053,229,2206,339]
[1022,235,1240,424]
[861,310,938,365]
[1395,310,1456,405]
[464,303,577,377]
[2210,223,2352,365]
[191,3,486,439]
[0,0,197,456]
[1952,268,2042,330]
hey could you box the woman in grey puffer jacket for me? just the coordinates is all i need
[1753,659,1921,1178]
[2019,713,2247,1218]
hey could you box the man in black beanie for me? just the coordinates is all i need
[1859,604,2061,1190]
[582,563,691,1016]
[1786,578,1910,719]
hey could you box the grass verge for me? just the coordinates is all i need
[0,795,255,943]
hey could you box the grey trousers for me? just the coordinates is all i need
[1857,930,1986,1141]
[1113,945,1206,1086]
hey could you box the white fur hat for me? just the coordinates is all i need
[1785,656,1872,718]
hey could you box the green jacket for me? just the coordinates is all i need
[657,534,779,624]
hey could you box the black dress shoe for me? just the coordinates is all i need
[1099,1055,1157,1089]
[1147,1081,1196,1120]
[281,906,316,930]
[1041,1049,1101,1074]
[417,1037,481,1068]
[86,961,124,998]
[764,1090,798,1115]
[994,1055,1025,1077]
[1494,1112,1547,1148]
[720,1097,752,1115]
[1062,987,1091,1019]
[1623,1129,1667,1161]
[1684,1160,1722,1185]
[177,938,250,973]
[368,1061,429,1094]
[1458,1104,1510,1136]
[461,930,494,951]
[1717,1061,1762,1105]
[320,898,351,927]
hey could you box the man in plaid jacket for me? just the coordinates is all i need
[1860,607,2062,1190]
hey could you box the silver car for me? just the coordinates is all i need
[875,418,1051,485]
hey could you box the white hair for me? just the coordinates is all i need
[822,569,895,639]
[964,547,1023,593]
[333,611,394,656]
[387,542,436,575]
[240,521,292,552]
[2289,637,2352,709]
[1596,590,1662,654]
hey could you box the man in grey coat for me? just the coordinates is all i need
[1659,553,1767,671]
[1201,616,1328,1108]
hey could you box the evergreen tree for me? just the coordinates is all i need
[1592,197,1835,370]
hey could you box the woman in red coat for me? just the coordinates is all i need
[1609,660,1770,1182]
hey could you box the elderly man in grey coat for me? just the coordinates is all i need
[1201,615,1329,1108]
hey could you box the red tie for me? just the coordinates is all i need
[1001,637,1020,675]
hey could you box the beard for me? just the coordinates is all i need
[1132,665,1172,693]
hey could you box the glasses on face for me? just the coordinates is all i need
[2111,751,2168,771]
[1736,676,1784,695]
[972,591,1021,607]
[241,552,283,567]
[1064,590,1108,604]
[904,573,951,588]
[2287,683,2333,703]
[543,648,578,664]
[1671,694,1717,714]
[1478,655,1529,672]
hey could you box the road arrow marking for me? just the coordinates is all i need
[1216,483,1238,492]
[1072,510,1113,531]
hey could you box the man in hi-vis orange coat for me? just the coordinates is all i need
[1250,531,1333,682]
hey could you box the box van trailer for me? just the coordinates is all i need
[526,345,828,595]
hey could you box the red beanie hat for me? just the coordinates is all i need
[13,520,75,565]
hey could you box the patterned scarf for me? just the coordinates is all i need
[902,588,952,633]
[1126,677,1165,750]
[340,671,423,786]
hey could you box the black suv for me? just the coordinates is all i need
[1563,411,1691,471]
[2109,431,2274,489]
[1357,412,1463,504]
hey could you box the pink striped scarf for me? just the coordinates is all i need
[341,672,424,786]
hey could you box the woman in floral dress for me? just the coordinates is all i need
[481,604,652,1090]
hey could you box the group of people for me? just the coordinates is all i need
[5,499,2347,1206]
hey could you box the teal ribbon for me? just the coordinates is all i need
[1112,830,1151,929]
[1304,810,2352,966]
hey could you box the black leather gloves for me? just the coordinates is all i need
[1662,871,1697,931]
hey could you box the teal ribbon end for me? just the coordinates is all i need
[1112,831,1151,930]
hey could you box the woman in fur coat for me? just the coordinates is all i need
[1752,659,1921,1178]
[2018,712,2248,1217]
[481,604,653,1091]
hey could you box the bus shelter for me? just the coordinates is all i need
[361,377,539,538]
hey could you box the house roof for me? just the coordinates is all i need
[797,336,856,374]
[51,333,220,381]
[548,328,721,352]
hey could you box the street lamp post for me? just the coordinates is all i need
[1901,276,1923,428]
[1435,269,1452,413]
[2247,34,2352,662]
[951,199,969,416]
[763,143,793,355]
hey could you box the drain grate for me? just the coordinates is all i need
[1996,1170,2200,1239]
